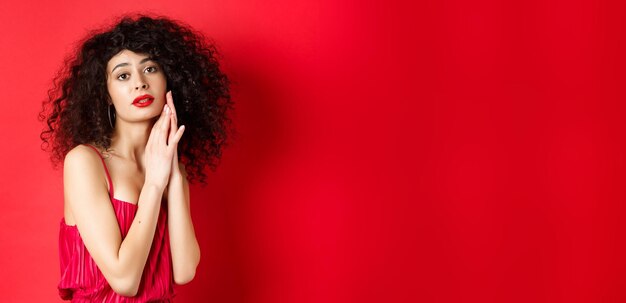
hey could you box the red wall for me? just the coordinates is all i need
[2,0,626,302]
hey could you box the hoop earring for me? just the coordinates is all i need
[108,104,116,129]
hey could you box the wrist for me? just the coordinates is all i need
[169,170,184,181]
[144,180,166,193]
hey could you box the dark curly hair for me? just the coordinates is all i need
[39,14,234,184]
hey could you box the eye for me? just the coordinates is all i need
[145,66,158,73]
[117,73,129,81]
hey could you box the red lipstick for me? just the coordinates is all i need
[132,94,154,107]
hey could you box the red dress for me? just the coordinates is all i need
[58,144,175,302]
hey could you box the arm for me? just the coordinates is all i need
[64,146,164,296]
[163,91,200,285]
[65,104,184,296]
[167,162,200,285]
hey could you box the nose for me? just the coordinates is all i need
[135,76,149,90]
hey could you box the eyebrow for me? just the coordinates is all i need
[111,57,155,74]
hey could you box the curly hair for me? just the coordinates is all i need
[39,15,234,184]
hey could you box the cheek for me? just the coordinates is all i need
[155,75,167,91]
[153,76,168,99]
[107,81,126,103]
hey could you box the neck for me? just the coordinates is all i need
[109,117,156,165]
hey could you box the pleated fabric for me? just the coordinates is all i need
[58,144,175,302]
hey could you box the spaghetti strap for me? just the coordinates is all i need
[83,144,114,199]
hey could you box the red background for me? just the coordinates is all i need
[1,0,626,302]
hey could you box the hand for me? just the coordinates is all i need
[165,91,185,181]
[144,92,185,190]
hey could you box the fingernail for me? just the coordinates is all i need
[165,105,170,113]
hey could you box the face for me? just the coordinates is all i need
[106,50,167,124]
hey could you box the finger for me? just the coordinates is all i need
[152,106,171,148]
[166,91,178,126]
[168,111,178,144]
[148,105,170,143]
[160,105,172,132]
[171,125,186,145]
[167,125,185,155]
[153,104,169,131]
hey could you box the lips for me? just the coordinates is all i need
[132,94,155,107]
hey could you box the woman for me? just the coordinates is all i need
[39,15,233,302]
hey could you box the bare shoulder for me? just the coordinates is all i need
[64,144,103,170]
[63,144,110,224]
[63,144,108,195]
